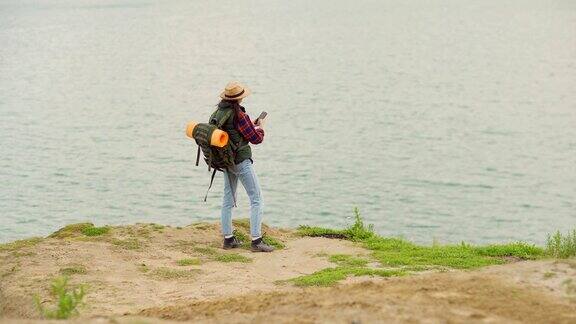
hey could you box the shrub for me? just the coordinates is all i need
[546,230,576,258]
[343,208,375,241]
[34,276,86,319]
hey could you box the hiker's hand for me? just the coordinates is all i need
[256,118,266,129]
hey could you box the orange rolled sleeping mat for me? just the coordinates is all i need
[185,121,229,148]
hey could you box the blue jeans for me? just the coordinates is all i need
[221,159,263,238]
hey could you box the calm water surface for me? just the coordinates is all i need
[1,0,575,244]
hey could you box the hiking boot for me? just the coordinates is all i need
[251,237,274,252]
[223,236,241,250]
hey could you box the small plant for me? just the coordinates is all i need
[296,208,374,241]
[344,208,375,241]
[296,226,347,239]
[34,276,86,319]
[546,230,576,259]
[176,258,201,266]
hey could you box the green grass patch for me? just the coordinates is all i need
[192,244,251,263]
[232,218,251,232]
[474,242,544,259]
[546,229,576,259]
[301,209,544,269]
[81,226,109,237]
[363,235,543,269]
[296,226,347,239]
[59,264,87,276]
[193,246,218,256]
[290,267,405,287]
[191,222,213,230]
[329,254,369,267]
[233,230,250,247]
[292,208,547,286]
[49,223,94,239]
[214,253,252,263]
[34,276,86,319]
[263,235,285,249]
[297,208,374,241]
[49,223,111,239]
[231,219,286,250]
[176,258,201,266]
[149,267,199,280]
[370,242,503,269]
[0,237,43,252]
[112,238,143,250]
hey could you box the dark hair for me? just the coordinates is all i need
[221,99,244,129]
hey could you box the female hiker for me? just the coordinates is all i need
[215,81,273,252]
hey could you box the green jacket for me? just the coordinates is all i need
[210,101,252,164]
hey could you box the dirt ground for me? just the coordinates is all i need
[1,223,575,323]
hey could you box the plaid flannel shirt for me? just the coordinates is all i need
[236,111,264,144]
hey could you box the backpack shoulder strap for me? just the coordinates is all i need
[213,108,237,151]
[210,108,234,128]
[217,109,234,128]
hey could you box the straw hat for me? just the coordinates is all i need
[220,81,251,101]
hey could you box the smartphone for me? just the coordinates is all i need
[255,111,267,124]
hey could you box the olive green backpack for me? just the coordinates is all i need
[192,109,237,202]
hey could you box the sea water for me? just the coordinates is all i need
[1,0,575,244]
